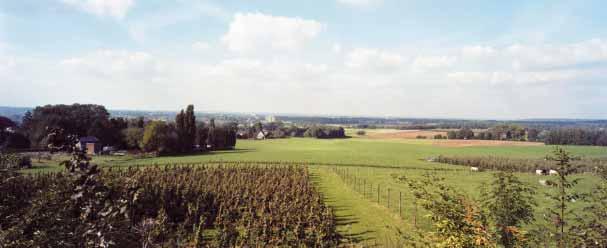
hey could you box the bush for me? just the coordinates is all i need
[356,130,366,136]
[416,135,427,139]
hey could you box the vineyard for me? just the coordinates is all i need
[0,164,339,247]
[434,155,607,173]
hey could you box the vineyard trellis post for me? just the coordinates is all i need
[399,191,402,217]
[387,188,391,208]
[377,184,380,203]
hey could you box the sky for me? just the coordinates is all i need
[1,0,607,119]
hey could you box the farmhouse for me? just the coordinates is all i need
[256,131,267,140]
[77,136,101,155]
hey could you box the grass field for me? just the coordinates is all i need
[23,135,607,246]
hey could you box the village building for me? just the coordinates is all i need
[77,136,101,155]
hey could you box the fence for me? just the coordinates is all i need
[329,166,419,229]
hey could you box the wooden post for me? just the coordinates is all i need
[363,179,366,197]
[414,201,418,229]
[377,185,380,203]
[399,191,402,217]
[387,188,391,208]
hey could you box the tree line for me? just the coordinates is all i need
[0,103,237,155]
[237,122,346,139]
[447,124,607,146]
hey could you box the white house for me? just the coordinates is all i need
[256,131,267,140]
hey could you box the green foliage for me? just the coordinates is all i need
[0,165,339,247]
[175,105,197,153]
[481,172,536,247]
[435,155,607,173]
[538,147,582,248]
[141,121,177,154]
[303,126,346,139]
[398,174,496,247]
[122,127,143,149]
[571,166,607,246]
[21,104,112,148]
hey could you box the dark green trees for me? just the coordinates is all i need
[481,172,536,247]
[175,105,196,152]
[542,147,581,248]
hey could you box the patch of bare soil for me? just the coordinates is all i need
[431,139,545,147]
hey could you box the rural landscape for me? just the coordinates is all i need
[2,0,607,247]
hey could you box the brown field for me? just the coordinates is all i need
[431,139,545,147]
[362,129,545,147]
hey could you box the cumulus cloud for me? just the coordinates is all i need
[345,48,404,71]
[60,50,163,80]
[412,56,456,71]
[221,13,324,53]
[60,0,135,19]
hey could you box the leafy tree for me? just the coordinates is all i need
[539,147,582,248]
[398,174,495,247]
[447,130,457,139]
[571,167,607,246]
[122,127,143,149]
[206,119,216,150]
[0,116,15,130]
[20,104,112,148]
[141,121,177,154]
[481,172,536,247]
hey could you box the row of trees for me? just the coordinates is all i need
[401,148,607,247]
[448,125,607,146]
[544,128,607,146]
[132,105,237,154]
[2,104,237,154]
[238,122,346,139]
[447,125,529,141]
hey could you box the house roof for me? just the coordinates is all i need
[79,136,99,143]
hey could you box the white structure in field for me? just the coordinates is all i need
[265,115,277,123]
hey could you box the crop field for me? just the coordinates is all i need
[20,134,607,246]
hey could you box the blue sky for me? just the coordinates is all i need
[1,0,607,119]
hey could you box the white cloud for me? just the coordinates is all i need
[221,13,324,53]
[345,48,404,70]
[60,0,135,19]
[60,50,163,80]
[461,45,497,59]
[447,70,584,85]
[332,43,342,53]
[337,0,383,8]
[412,56,456,71]
[192,41,211,51]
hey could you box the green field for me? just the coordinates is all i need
[24,136,607,246]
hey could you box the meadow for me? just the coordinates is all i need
[23,133,607,246]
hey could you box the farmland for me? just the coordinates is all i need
[20,134,607,246]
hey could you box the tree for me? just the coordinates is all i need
[447,130,457,139]
[527,128,539,142]
[540,147,581,248]
[206,119,216,150]
[141,121,177,154]
[20,104,112,148]
[481,172,536,247]
[572,167,607,246]
[0,116,16,130]
[122,128,143,150]
[398,174,495,247]
[196,122,208,150]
